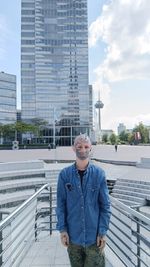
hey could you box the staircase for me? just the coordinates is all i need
[0,160,47,213]
[111,178,150,208]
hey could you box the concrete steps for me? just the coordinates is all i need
[112,189,149,199]
[111,178,150,208]
[112,185,150,194]
[0,160,48,209]
[0,177,46,193]
[0,189,36,208]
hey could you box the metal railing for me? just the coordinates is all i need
[0,185,150,267]
[39,187,150,267]
[107,196,150,267]
[0,184,49,267]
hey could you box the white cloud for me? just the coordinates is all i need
[89,0,150,81]
[89,0,150,131]
[101,112,150,133]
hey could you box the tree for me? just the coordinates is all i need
[31,118,48,143]
[109,133,117,145]
[119,130,129,143]
[102,134,108,143]
[133,122,149,144]
[128,132,135,144]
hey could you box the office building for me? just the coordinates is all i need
[21,0,91,144]
[0,71,16,125]
[117,123,126,135]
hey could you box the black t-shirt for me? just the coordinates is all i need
[78,169,85,186]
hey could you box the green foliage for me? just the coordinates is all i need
[102,134,108,143]
[128,132,135,144]
[119,130,129,142]
[109,133,117,145]
[133,122,149,143]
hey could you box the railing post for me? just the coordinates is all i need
[136,207,141,267]
[0,212,3,266]
[34,209,38,241]
[34,187,37,241]
[49,186,52,235]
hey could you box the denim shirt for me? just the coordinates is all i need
[56,162,111,247]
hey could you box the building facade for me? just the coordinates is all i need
[0,72,16,125]
[21,0,92,144]
[117,123,126,135]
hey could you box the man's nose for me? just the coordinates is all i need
[80,147,86,152]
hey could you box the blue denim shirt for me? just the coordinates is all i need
[56,162,111,246]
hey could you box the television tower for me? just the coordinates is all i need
[95,90,104,142]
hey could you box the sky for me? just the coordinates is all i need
[0,0,150,132]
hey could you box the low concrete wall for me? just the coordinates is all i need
[0,160,44,172]
[136,157,150,169]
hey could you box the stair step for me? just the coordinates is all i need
[113,185,150,194]
[112,198,141,207]
[0,189,48,207]
[112,189,149,199]
[117,179,150,186]
[111,193,145,204]
[116,181,150,189]
[0,178,46,192]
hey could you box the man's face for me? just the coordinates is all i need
[74,141,91,160]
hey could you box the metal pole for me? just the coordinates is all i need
[136,207,141,267]
[49,187,52,235]
[53,107,55,149]
[0,212,3,266]
[71,126,72,146]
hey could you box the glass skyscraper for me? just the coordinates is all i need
[21,0,92,144]
[0,71,16,125]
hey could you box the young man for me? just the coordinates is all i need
[56,134,111,267]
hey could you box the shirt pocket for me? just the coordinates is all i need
[87,186,99,205]
[66,187,79,207]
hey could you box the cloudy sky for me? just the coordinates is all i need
[0,0,150,132]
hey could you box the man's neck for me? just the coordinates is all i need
[76,159,89,170]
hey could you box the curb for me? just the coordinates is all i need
[92,158,137,166]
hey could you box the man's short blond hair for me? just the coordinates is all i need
[74,134,91,146]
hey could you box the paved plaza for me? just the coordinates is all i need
[0,145,150,182]
[0,144,150,163]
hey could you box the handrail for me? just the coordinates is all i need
[110,195,150,225]
[0,183,49,267]
[0,184,48,230]
[107,196,150,267]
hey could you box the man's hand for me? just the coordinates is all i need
[60,231,69,247]
[97,235,106,250]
